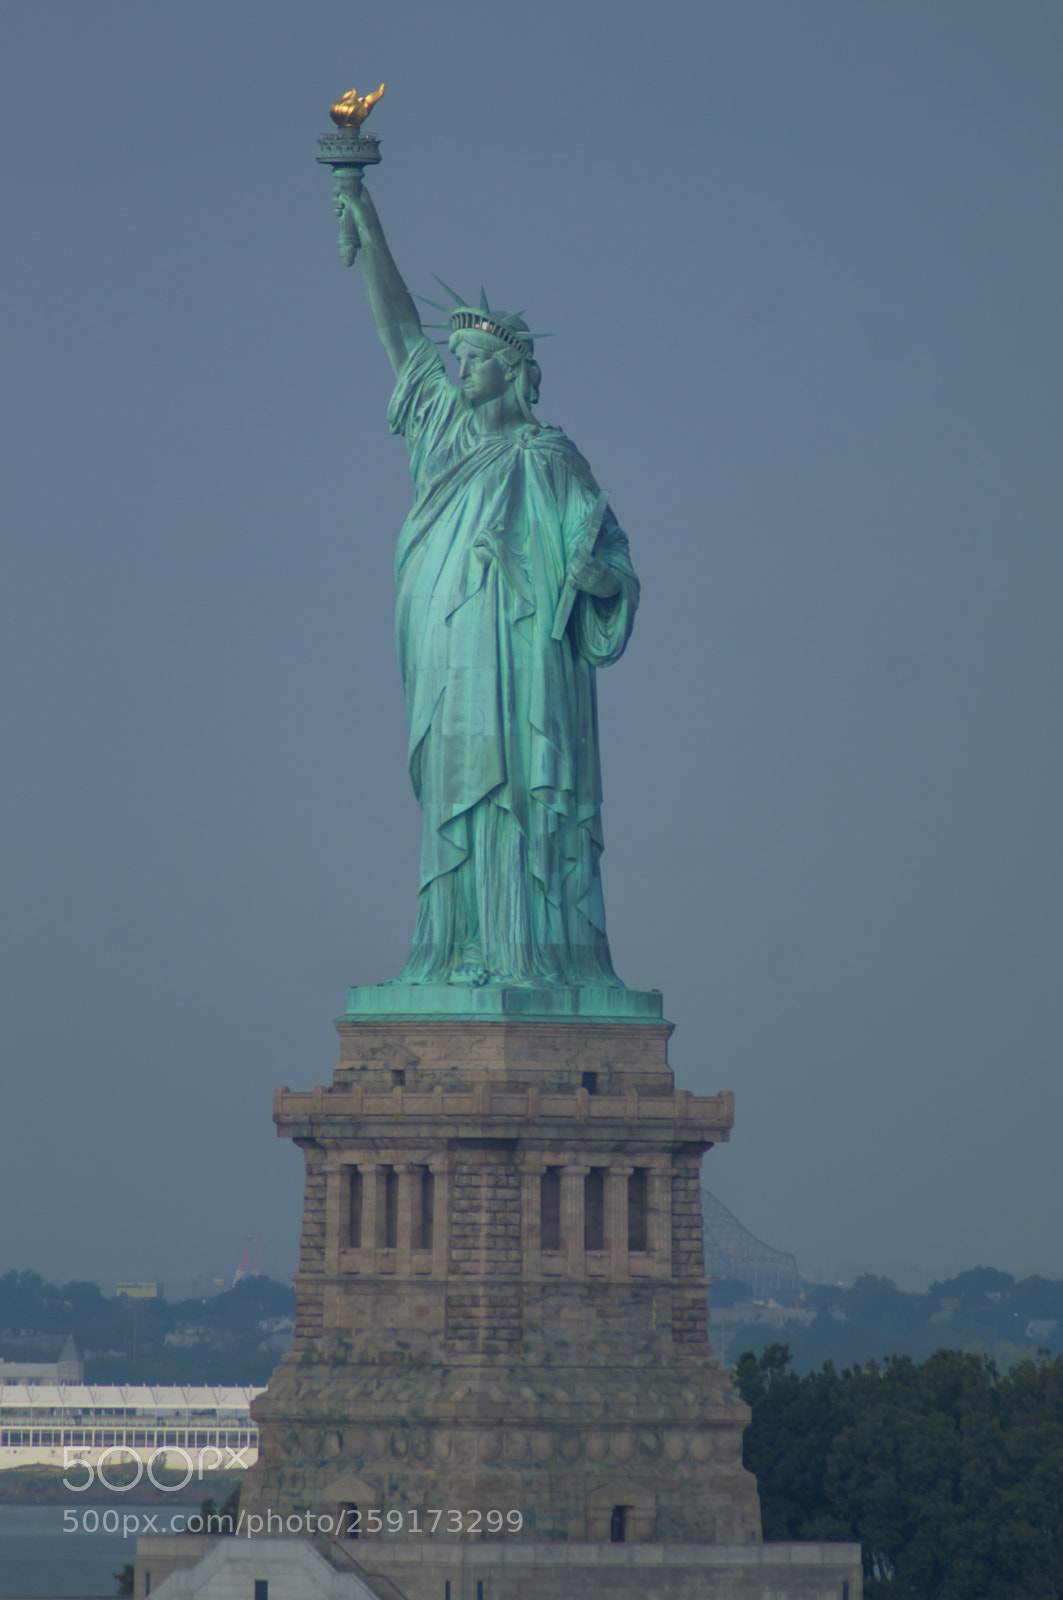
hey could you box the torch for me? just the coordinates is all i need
[316,83,385,267]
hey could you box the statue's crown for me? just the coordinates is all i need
[448,308,535,355]
[418,281,550,357]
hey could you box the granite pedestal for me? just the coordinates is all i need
[240,989,761,1545]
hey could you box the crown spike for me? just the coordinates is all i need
[432,275,468,307]
[479,287,490,311]
[414,294,455,313]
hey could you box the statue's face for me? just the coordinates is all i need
[455,341,510,407]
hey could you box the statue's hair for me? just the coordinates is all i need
[448,325,542,422]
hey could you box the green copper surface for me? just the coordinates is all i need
[387,343,638,988]
[344,983,663,1022]
[329,159,640,993]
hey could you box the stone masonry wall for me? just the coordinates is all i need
[243,1017,760,1545]
[671,1157,709,1344]
[446,1155,523,1355]
[356,1541,863,1600]
[291,1142,326,1350]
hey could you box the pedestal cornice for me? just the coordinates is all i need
[273,1081,734,1149]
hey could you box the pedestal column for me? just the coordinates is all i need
[561,1163,590,1277]
[605,1164,633,1272]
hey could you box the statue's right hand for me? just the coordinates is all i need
[333,172,364,217]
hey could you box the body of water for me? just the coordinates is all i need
[0,1503,183,1597]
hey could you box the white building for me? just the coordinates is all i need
[0,1383,263,1470]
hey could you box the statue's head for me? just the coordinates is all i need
[420,286,546,421]
[448,309,542,420]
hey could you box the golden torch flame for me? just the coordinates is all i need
[329,83,386,128]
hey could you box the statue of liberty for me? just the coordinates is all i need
[339,175,640,990]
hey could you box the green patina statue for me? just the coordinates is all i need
[335,172,640,992]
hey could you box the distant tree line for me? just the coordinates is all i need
[0,1270,294,1384]
[719,1266,1063,1373]
[737,1342,1063,1599]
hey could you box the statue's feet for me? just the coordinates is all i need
[449,962,488,987]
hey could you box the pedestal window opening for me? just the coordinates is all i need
[383,1167,399,1249]
[418,1167,435,1250]
[628,1168,648,1252]
[348,1170,363,1249]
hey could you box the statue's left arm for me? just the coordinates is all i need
[570,508,640,668]
[567,538,623,599]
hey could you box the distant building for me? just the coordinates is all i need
[163,1326,208,1348]
[115,1281,162,1298]
[701,1189,801,1301]
[0,1334,83,1385]
[708,1302,815,1329]
[0,1383,262,1470]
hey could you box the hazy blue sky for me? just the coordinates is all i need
[2,1,1061,1295]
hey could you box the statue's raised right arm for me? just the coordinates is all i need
[338,181,422,376]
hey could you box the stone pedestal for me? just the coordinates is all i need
[241,996,762,1546]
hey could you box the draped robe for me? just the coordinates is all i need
[388,340,639,986]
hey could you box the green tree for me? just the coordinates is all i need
[736,1344,1063,1599]
[183,1481,241,1536]
[735,1343,855,1541]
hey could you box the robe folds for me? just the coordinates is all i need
[387,339,639,987]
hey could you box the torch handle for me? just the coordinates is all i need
[333,168,365,267]
[317,128,381,267]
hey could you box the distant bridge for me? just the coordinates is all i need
[701,1189,801,1301]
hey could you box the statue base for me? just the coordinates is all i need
[344,981,664,1022]
[242,1003,761,1545]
